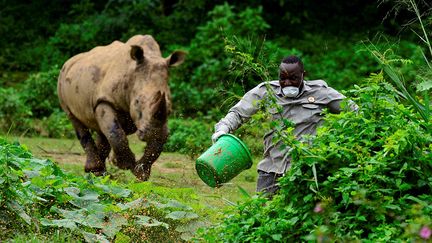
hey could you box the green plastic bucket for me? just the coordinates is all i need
[196,134,253,188]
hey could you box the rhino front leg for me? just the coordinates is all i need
[95,132,111,163]
[68,114,106,174]
[95,103,136,170]
[134,126,168,181]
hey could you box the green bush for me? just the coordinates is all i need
[40,14,125,70]
[0,87,32,134]
[165,118,213,158]
[0,66,75,138]
[200,73,432,242]
[169,3,271,117]
[20,65,60,118]
[36,110,75,139]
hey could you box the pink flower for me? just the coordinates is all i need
[314,203,323,213]
[420,226,431,240]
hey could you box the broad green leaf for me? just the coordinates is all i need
[85,203,106,212]
[114,232,131,243]
[288,216,299,225]
[117,197,150,211]
[96,184,131,198]
[271,234,283,241]
[135,215,169,229]
[40,218,77,229]
[63,187,80,196]
[303,194,313,203]
[165,199,192,210]
[180,232,194,241]
[165,211,199,220]
[82,211,106,228]
[64,187,100,208]
[175,219,206,233]
[357,216,367,221]
[417,79,432,92]
[7,201,32,225]
[82,231,109,243]
[102,213,128,238]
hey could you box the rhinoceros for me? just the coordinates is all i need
[57,35,186,180]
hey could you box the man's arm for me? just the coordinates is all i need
[212,112,243,142]
[212,86,264,142]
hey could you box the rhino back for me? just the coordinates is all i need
[58,40,133,130]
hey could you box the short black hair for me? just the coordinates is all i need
[281,55,304,70]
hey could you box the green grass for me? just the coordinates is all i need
[9,231,77,243]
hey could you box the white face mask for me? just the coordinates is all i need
[280,71,304,98]
[282,86,300,97]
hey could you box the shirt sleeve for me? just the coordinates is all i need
[326,87,346,101]
[214,85,264,133]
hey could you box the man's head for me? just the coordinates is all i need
[278,56,305,88]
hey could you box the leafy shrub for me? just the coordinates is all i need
[0,66,63,135]
[41,13,126,70]
[165,118,213,158]
[20,65,60,118]
[0,87,32,133]
[0,137,205,242]
[200,73,432,241]
[169,3,271,117]
[36,109,75,139]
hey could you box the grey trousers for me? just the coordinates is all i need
[256,170,283,196]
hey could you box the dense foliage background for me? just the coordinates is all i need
[1,0,429,157]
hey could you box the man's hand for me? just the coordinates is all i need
[212,130,226,143]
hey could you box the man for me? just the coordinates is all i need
[212,55,357,196]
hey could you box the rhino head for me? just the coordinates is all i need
[127,45,186,142]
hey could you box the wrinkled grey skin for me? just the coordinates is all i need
[57,35,186,180]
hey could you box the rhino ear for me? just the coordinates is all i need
[130,45,145,64]
[167,50,186,67]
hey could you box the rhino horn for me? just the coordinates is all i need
[151,91,167,122]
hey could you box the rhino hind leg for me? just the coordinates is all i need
[95,103,136,171]
[68,114,106,174]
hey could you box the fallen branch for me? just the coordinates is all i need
[37,145,82,155]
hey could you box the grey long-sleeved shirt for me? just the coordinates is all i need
[214,80,347,174]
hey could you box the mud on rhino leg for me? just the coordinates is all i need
[95,103,136,170]
[68,114,106,174]
[95,132,111,163]
[134,127,168,181]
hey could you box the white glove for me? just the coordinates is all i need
[212,130,226,143]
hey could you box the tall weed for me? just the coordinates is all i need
[369,0,431,129]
